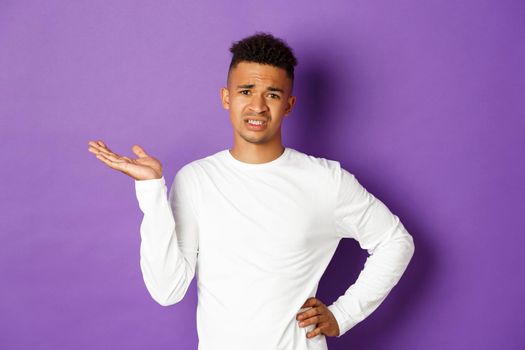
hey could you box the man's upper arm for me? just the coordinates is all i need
[169,164,200,259]
[334,166,410,255]
[327,162,415,337]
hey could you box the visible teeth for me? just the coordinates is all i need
[248,119,264,125]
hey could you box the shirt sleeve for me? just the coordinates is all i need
[326,165,415,337]
[134,164,199,306]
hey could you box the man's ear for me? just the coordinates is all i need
[220,87,230,110]
[284,95,296,116]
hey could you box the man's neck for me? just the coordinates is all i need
[228,143,285,164]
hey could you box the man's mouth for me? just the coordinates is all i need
[244,118,268,130]
[246,119,267,125]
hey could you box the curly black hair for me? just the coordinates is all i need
[227,32,298,83]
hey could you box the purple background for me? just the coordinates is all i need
[1,1,524,349]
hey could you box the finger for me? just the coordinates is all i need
[301,297,316,307]
[88,140,102,149]
[299,313,327,327]
[90,141,121,159]
[97,140,112,152]
[306,326,324,339]
[100,151,126,163]
[89,139,113,153]
[88,141,112,155]
[297,305,323,321]
[97,153,127,170]
[132,144,149,158]
[95,152,118,169]
[96,153,132,174]
[98,141,117,155]
[302,297,322,308]
[88,146,99,154]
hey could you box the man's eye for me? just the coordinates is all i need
[268,93,280,99]
[240,90,250,95]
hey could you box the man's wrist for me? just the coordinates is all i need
[327,303,349,338]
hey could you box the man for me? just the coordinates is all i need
[88,32,415,350]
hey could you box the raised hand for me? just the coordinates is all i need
[88,140,163,181]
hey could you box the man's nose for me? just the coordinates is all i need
[248,94,268,114]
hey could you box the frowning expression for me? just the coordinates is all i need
[220,61,296,145]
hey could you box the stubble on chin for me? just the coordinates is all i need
[240,133,267,145]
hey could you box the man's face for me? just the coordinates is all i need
[220,61,296,146]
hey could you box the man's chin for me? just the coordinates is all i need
[240,134,268,145]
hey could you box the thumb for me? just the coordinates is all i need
[132,144,149,158]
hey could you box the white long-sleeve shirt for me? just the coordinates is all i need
[134,147,415,350]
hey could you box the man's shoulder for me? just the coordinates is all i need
[176,149,226,175]
[288,148,342,174]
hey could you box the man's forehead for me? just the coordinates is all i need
[228,62,291,89]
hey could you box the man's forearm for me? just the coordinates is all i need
[135,176,197,306]
[328,218,415,337]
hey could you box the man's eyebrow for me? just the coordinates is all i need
[236,84,255,89]
[267,86,284,93]
[236,84,284,93]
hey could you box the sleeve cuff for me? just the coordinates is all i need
[134,176,167,213]
[327,302,358,338]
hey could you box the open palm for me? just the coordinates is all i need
[88,140,163,181]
